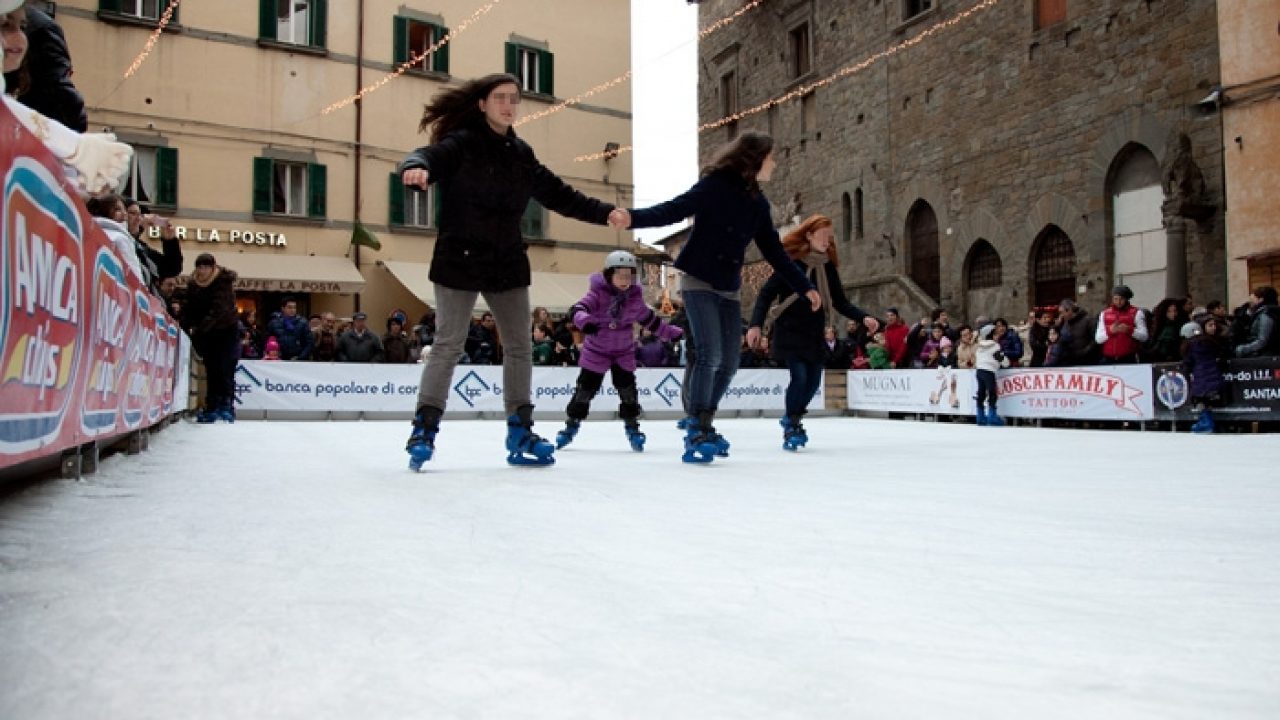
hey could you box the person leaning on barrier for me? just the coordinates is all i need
[336,312,384,363]
[1234,286,1279,358]
[1057,299,1099,366]
[182,253,240,423]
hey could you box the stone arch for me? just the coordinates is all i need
[896,175,951,302]
[1023,193,1090,310]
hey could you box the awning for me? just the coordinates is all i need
[379,261,590,314]
[180,252,366,294]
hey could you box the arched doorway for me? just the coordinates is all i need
[1108,144,1164,309]
[906,200,940,301]
[1032,225,1076,310]
[964,239,1003,320]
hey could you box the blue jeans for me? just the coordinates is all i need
[784,357,823,416]
[681,290,742,414]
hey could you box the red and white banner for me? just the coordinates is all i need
[995,365,1154,420]
[0,104,185,471]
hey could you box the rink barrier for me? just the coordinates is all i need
[222,358,1280,424]
[0,104,190,478]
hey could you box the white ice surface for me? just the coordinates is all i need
[2,418,1278,719]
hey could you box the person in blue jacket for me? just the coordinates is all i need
[608,132,819,463]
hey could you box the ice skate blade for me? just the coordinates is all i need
[507,451,555,466]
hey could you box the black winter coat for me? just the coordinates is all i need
[15,7,88,132]
[627,169,811,295]
[749,259,870,365]
[400,126,614,292]
[181,268,239,338]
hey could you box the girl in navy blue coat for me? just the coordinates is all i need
[745,214,878,451]
[609,132,819,463]
[1181,317,1228,433]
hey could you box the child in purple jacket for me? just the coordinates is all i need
[555,251,683,451]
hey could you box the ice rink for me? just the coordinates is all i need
[2,417,1278,719]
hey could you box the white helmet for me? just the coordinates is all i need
[604,250,637,271]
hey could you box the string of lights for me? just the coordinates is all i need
[321,0,508,115]
[121,0,181,79]
[573,0,1004,162]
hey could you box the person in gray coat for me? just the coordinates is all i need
[336,312,385,363]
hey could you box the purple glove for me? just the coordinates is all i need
[657,324,683,342]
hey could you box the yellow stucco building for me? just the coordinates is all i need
[1218,1,1280,305]
[58,0,633,323]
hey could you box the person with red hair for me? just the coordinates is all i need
[746,214,880,450]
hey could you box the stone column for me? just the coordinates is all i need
[1163,212,1188,299]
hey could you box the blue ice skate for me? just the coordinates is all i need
[196,408,218,424]
[780,415,808,451]
[1191,409,1215,434]
[681,415,718,464]
[975,408,988,426]
[555,419,581,449]
[624,422,645,452]
[406,405,442,471]
[218,402,236,423]
[986,408,1005,427]
[506,406,555,466]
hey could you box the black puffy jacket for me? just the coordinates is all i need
[399,125,614,292]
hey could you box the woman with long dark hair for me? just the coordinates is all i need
[745,214,878,450]
[399,73,616,470]
[609,132,820,463]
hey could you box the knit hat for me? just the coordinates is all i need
[1111,285,1134,300]
[979,324,995,340]
[940,336,953,349]
[264,336,280,354]
[1180,321,1201,339]
[194,252,217,267]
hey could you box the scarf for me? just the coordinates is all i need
[764,251,832,335]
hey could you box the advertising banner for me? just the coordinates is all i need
[995,365,1154,420]
[846,367,976,414]
[233,362,820,414]
[1152,358,1280,421]
[0,105,184,472]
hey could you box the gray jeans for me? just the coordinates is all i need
[415,284,532,415]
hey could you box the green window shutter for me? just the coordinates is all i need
[155,147,178,207]
[307,163,327,218]
[520,199,543,238]
[99,0,121,13]
[258,0,276,41]
[432,26,450,73]
[432,186,443,228]
[538,50,554,96]
[504,42,519,76]
[392,17,408,64]
[310,0,328,48]
[253,157,273,214]
[388,173,405,226]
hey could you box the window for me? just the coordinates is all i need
[98,0,180,22]
[253,158,326,218]
[388,173,439,229]
[966,240,1003,290]
[789,23,812,78]
[520,200,544,239]
[903,0,934,20]
[121,146,178,209]
[906,199,940,301]
[505,43,554,96]
[394,17,449,74]
[841,193,852,244]
[800,93,816,134]
[720,71,738,140]
[1032,225,1077,308]
[854,188,865,240]
[259,0,327,48]
[1035,0,1067,29]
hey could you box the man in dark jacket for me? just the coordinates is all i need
[1056,299,1099,366]
[265,297,314,360]
[337,312,385,363]
[181,253,239,422]
[1235,286,1279,358]
[14,6,87,131]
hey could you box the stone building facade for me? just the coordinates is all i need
[695,0,1226,324]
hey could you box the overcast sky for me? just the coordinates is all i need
[629,1,699,245]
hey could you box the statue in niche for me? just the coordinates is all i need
[1162,133,1214,221]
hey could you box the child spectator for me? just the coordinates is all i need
[532,324,555,366]
[937,336,956,367]
[975,324,1010,426]
[1181,318,1228,433]
[554,252,682,452]
[1043,326,1063,367]
[866,331,891,370]
[263,336,281,360]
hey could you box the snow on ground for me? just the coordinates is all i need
[1,417,1278,719]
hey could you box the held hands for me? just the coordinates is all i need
[607,208,632,229]
[745,326,762,350]
[657,324,683,342]
[402,167,429,189]
[805,289,823,312]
